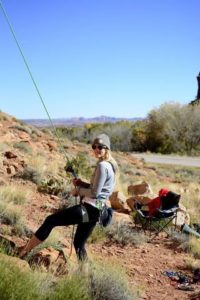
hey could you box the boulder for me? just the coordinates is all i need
[113,211,133,224]
[109,191,131,212]
[46,141,57,152]
[32,247,60,266]
[0,253,30,271]
[174,203,190,226]
[128,181,152,196]
[31,247,68,275]
[6,165,16,175]
[4,151,17,159]
[126,196,152,210]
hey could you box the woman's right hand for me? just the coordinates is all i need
[72,178,82,187]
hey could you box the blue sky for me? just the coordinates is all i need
[0,0,199,119]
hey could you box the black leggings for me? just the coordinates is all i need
[35,203,100,261]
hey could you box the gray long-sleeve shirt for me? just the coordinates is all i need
[79,161,115,201]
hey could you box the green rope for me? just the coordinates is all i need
[0,0,68,161]
[0,1,77,262]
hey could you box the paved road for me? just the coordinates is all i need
[132,153,200,167]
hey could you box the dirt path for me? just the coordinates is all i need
[132,153,200,168]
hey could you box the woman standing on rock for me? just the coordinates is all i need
[19,134,118,261]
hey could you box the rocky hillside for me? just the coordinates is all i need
[0,111,200,299]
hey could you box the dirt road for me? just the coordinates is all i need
[132,153,200,167]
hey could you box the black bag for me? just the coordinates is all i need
[161,191,180,210]
[100,206,113,227]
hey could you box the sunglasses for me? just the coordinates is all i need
[92,144,107,150]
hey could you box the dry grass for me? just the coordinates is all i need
[27,155,47,176]
[0,142,9,152]
[27,153,64,178]
[0,184,32,235]
[185,257,200,271]
[0,202,26,235]
[187,237,200,259]
[105,220,147,246]
[0,184,31,205]
[88,258,140,300]
[13,142,32,153]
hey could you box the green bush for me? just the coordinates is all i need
[49,273,91,300]
[0,252,139,300]
[88,224,107,244]
[37,176,67,195]
[0,257,49,300]
[65,152,92,180]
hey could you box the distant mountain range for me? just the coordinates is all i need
[22,116,141,127]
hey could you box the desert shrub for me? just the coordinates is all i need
[11,124,32,135]
[0,203,24,229]
[0,201,17,223]
[0,188,28,236]
[185,257,200,272]
[45,159,61,176]
[131,120,148,152]
[88,261,139,300]
[0,246,139,300]
[29,155,62,178]
[149,163,200,184]
[28,155,46,171]
[30,126,43,137]
[187,237,200,259]
[171,232,200,259]
[41,128,51,135]
[57,121,137,152]
[13,141,32,153]
[21,166,43,184]
[26,155,62,179]
[65,152,92,180]
[0,238,15,255]
[88,224,107,244]
[146,102,200,154]
[170,230,189,247]
[0,225,12,236]
[105,221,147,246]
[0,184,31,205]
[49,273,91,300]
[0,256,53,300]
[37,176,67,195]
